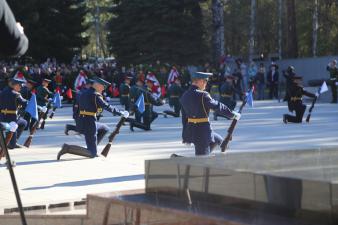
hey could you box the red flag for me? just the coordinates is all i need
[55,86,61,93]
[66,88,73,99]
[113,87,119,97]
[161,85,166,97]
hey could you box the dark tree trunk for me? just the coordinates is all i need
[286,0,298,58]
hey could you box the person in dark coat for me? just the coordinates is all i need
[0,78,27,148]
[164,77,184,117]
[21,79,38,131]
[180,72,241,156]
[36,78,53,107]
[0,0,28,57]
[57,77,129,160]
[326,59,338,103]
[283,76,317,124]
[267,63,279,100]
[119,75,132,111]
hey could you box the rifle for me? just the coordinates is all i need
[0,131,14,161]
[306,88,321,123]
[101,117,126,157]
[23,112,44,148]
[40,101,52,129]
[220,98,247,152]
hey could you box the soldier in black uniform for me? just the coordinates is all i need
[119,75,132,111]
[214,75,243,120]
[36,78,53,107]
[0,78,27,149]
[57,77,129,159]
[164,77,184,117]
[180,72,241,156]
[326,60,338,103]
[129,79,164,131]
[283,76,317,124]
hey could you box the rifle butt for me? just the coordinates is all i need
[23,136,32,148]
[306,114,311,123]
[101,144,112,157]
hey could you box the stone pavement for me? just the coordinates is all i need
[0,100,337,214]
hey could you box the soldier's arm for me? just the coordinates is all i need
[146,91,163,106]
[96,94,121,114]
[203,93,235,119]
[302,89,316,98]
[15,92,27,107]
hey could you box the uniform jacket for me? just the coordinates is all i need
[0,86,27,122]
[36,85,53,106]
[286,83,316,112]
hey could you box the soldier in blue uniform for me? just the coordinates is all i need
[180,72,241,156]
[164,77,184,117]
[57,77,129,159]
[128,79,164,131]
[0,78,28,149]
[64,79,94,135]
[119,75,132,111]
[283,75,317,123]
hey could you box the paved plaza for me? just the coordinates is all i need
[0,99,337,214]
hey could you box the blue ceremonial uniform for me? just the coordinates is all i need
[77,87,116,156]
[180,85,235,155]
[0,86,27,148]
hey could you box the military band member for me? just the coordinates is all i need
[57,77,129,160]
[119,75,132,111]
[283,75,317,124]
[0,78,27,149]
[129,79,164,131]
[214,75,242,120]
[180,72,241,156]
[326,60,338,103]
[164,77,184,117]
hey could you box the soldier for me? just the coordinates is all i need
[64,79,94,135]
[129,79,164,131]
[129,77,145,122]
[326,59,338,103]
[164,77,184,117]
[283,75,317,124]
[214,75,242,120]
[0,78,28,149]
[180,72,241,156]
[21,79,37,131]
[57,77,128,160]
[36,78,53,107]
[119,75,132,111]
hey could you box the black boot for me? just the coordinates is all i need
[64,124,77,135]
[57,144,94,160]
[283,114,288,124]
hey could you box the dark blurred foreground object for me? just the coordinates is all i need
[0,0,29,57]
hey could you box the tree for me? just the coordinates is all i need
[211,0,225,64]
[7,0,88,62]
[285,0,298,58]
[107,0,207,66]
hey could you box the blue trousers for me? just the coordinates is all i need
[194,132,223,156]
[9,118,27,148]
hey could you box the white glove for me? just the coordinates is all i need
[106,97,111,102]
[48,98,53,102]
[315,92,319,97]
[233,111,241,121]
[121,110,129,118]
[9,122,18,132]
[60,96,64,100]
[0,122,10,131]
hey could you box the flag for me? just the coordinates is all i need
[246,90,254,107]
[320,81,329,94]
[135,93,145,113]
[53,92,62,108]
[66,88,73,99]
[25,94,38,120]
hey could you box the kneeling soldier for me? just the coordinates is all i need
[57,77,128,159]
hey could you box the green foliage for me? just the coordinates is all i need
[7,0,88,62]
[107,0,207,66]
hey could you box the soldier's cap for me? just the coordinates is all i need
[43,78,52,83]
[27,79,37,85]
[192,72,213,80]
[292,75,303,80]
[9,78,25,85]
[93,76,111,88]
